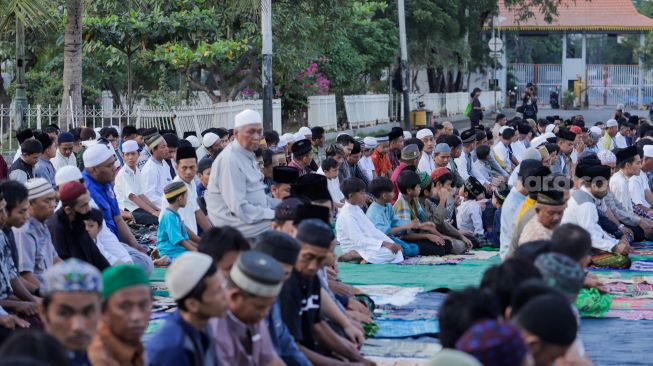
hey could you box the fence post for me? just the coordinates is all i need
[135,106,141,128]
[36,104,42,130]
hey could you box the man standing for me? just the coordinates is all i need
[600,119,619,151]
[141,133,172,211]
[82,144,143,253]
[47,182,110,270]
[147,252,228,366]
[88,264,151,366]
[114,140,160,226]
[371,135,392,177]
[51,132,77,171]
[9,139,42,184]
[417,128,436,175]
[288,139,314,177]
[212,251,286,365]
[40,259,103,366]
[160,146,212,240]
[34,133,57,188]
[206,109,279,239]
[15,178,60,289]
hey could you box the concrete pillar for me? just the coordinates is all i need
[499,31,508,107]
[581,33,587,107]
[639,31,645,107]
[561,32,567,94]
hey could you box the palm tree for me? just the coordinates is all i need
[59,0,83,129]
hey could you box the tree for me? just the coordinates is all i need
[59,0,83,128]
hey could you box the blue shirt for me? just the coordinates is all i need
[147,310,218,366]
[366,201,401,235]
[35,157,56,188]
[196,182,207,198]
[492,207,502,247]
[267,301,312,366]
[82,170,121,237]
[157,208,190,259]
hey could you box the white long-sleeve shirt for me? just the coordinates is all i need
[493,142,513,173]
[455,151,489,185]
[629,171,651,208]
[140,157,172,210]
[358,156,375,182]
[500,187,527,259]
[511,140,527,163]
[50,149,77,171]
[206,140,279,238]
[335,202,403,264]
[418,151,436,175]
[562,187,618,252]
[609,171,634,215]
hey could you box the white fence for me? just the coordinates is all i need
[509,63,562,106]
[587,64,641,107]
[344,94,390,128]
[307,95,337,131]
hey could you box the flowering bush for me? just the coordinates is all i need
[280,58,330,122]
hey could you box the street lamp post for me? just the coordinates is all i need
[398,0,410,130]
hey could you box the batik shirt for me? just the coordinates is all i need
[0,232,18,300]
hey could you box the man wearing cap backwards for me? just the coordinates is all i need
[140,133,172,211]
[51,131,77,171]
[288,138,315,176]
[416,128,436,174]
[600,119,619,151]
[82,144,143,252]
[358,137,377,181]
[114,140,160,226]
[255,231,313,366]
[206,109,279,239]
[40,259,103,366]
[87,265,151,366]
[455,129,491,193]
[159,145,212,240]
[9,139,43,184]
[14,178,61,290]
[34,132,57,188]
[278,219,373,366]
[147,252,228,366]
[211,251,286,365]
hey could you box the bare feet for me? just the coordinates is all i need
[338,250,363,263]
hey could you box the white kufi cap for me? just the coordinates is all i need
[234,109,262,129]
[83,143,115,168]
[165,252,214,300]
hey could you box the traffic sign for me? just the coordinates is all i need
[488,37,503,52]
[489,51,502,59]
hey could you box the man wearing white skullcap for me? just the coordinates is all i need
[140,133,172,211]
[416,128,436,174]
[206,109,279,238]
[358,137,377,181]
[114,140,160,226]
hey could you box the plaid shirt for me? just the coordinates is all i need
[393,194,427,227]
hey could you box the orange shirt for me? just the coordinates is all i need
[372,150,393,177]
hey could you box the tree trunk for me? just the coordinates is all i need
[427,67,436,93]
[127,52,133,112]
[59,0,83,130]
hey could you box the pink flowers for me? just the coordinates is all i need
[293,60,330,96]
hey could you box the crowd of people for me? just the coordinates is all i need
[0,104,647,365]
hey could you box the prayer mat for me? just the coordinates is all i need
[364,357,429,366]
[581,318,651,365]
[374,319,439,338]
[603,309,653,320]
[362,338,441,359]
[610,297,653,311]
[374,308,439,321]
[602,282,653,298]
[339,257,499,290]
[631,260,653,272]
[399,256,464,266]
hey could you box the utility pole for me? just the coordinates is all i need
[261,0,273,131]
[398,0,410,130]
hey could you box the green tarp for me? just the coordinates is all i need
[337,257,500,290]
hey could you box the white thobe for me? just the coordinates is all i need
[206,140,279,238]
[114,165,143,212]
[418,151,436,175]
[141,158,172,210]
[493,142,512,173]
[455,151,489,185]
[609,171,634,215]
[510,140,527,163]
[456,199,484,235]
[160,176,201,234]
[629,171,651,208]
[562,187,618,252]
[358,156,375,182]
[50,149,77,171]
[614,133,627,149]
[335,202,404,264]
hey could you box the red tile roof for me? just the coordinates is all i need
[494,0,653,31]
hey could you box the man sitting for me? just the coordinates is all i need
[212,251,285,365]
[336,178,405,264]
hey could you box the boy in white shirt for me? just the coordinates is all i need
[457,176,492,248]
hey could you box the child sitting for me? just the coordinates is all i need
[320,157,345,208]
[196,157,213,215]
[366,177,421,257]
[394,170,454,256]
[156,181,198,262]
[490,184,511,248]
[419,168,472,254]
[457,176,493,247]
[335,177,404,264]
